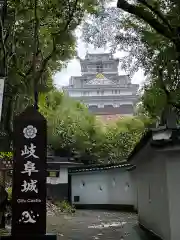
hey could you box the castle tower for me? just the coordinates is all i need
[63,53,139,121]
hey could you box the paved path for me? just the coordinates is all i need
[47,210,158,240]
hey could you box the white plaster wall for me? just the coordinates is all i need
[69,92,82,97]
[108,169,134,205]
[88,101,133,106]
[47,167,68,184]
[166,152,180,240]
[71,169,134,205]
[120,92,133,96]
[136,153,170,240]
[130,169,138,211]
[71,171,109,204]
[69,91,133,97]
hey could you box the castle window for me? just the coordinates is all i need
[97,65,100,71]
[98,103,104,108]
[96,63,103,73]
[113,103,119,108]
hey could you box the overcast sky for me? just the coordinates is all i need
[53,1,145,89]
[53,37,145,89]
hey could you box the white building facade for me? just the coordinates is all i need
[63,53,139,118]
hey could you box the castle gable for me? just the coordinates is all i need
[86,73,116,85]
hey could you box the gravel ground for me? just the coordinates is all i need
[47,210,157,240]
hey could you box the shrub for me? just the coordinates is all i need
[6,187,12,201]
[55,200,75,214]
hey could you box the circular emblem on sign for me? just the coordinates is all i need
[23,125,37,139]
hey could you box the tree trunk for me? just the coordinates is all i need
[0,90,14,151]
[0,94,14,228]
[0,179,7,229]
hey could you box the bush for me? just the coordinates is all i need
[6,187,12,201]
[55,200,75,214]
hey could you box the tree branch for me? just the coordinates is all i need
[0,16,7,76]
[158,69,180,109]
[117,0,173,40]
[33,0,39,108]
[6,9,16,72]
[16,49,41,78]
[1,0,7,25]
[137,0,174,34]
[34,0,79,83]
[0,0,7,77]
[18,0,78,83]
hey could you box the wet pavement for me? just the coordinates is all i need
[47,210,158,240]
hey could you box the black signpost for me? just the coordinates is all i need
[1,106,56,240]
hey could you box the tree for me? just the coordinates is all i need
[116,0,180,112]
[82,1,180,115]
[0,0,100,144]
[39,90,103,164]
[99,116,150,163]
[139,78,167,118]
[39,90,150,164]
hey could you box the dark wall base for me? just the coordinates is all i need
[68,175,71,203]
[139,222,162,240]
[73,204,137,212]
[0,234,57,240]
[47,184,68,201]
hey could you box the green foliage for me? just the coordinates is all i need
[140,80,167,118]
[39,90,101,164]
[6,187,12,201]
[82,1,180,117]
[39,90,150,164]
[98,116,150,163]
[0,0,100,138]
[0,152,12,160]
[0,229,9,236]
[55,200,76,214]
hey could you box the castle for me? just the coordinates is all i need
[63,53,139,121]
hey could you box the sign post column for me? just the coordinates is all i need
[1,106,56,239]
